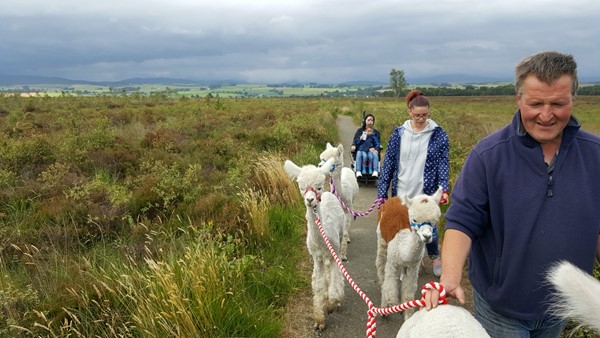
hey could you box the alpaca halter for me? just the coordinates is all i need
[303,187,321,203]
[320,159,337,173]
[410,220,435,231]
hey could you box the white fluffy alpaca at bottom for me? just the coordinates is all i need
[547,260,600,333]
[376,188,442,321]
[396,305,490,338]
[284,158,345,331]
[319,142,359,260]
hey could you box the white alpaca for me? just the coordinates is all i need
[547,260,600,333]
[396,305,490,337]
[284,158,346,331]
[376,188,442,321]
[319,142,359,261]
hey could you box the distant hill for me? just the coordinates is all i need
[0,74,83,86]
[338,80,387,86]
[408,74,512,85]
[0,74,238,86]
[3,73,600,87]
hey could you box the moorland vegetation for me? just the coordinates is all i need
[1,93,599,337]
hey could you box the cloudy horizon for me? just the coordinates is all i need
[2,0,599,84]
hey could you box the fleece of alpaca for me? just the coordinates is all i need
[547,261,600,333]
[376,189,442,321]
[284,159,346,331]
[396,305,489,338]
[319,142,359,260]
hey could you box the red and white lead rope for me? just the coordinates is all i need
[329,176,386,218]
[314,215,448,337]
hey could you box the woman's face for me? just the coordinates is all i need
[409,106,429,126]
[365,116,374,127]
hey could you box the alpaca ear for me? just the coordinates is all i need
[432,187,443,204]
[401,194,411,207]
[336,143,344,156]
[326,142,334,149]
[319,158,335,174]
[284,160,301,180]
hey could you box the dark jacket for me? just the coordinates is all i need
[445,110,600,320]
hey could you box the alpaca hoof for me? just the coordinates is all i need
[326,301,341,313]
[314,321,326,331]
[341,255,348,261]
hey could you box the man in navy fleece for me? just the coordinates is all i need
[424,51,600,337]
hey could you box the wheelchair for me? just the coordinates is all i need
[350,147,382,186]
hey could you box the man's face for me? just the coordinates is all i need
[516,74,574,145]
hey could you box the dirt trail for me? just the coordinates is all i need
[282,115,441,338]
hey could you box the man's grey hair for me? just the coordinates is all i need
[515,51,578,97]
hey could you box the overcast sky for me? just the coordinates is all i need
[2,0,599,84]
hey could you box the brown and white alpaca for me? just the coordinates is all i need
[284,158,345,331]
[376,188,443,321]
[319,142,359,260]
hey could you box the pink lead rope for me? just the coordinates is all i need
[329,176,386,218]
[314,215,448,337]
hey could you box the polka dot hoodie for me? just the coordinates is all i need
[377,120,450,198]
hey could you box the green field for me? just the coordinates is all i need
[0,95,598,337]
[2,82,385,98]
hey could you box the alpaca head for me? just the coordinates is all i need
[284,158,334,209]
[403,187,443,243]
[318,142,344,171]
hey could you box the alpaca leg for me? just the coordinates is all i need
[401,265,420,321]
[312,257,327,330]
[326,258,344,313]
[340,213,350,260]
[375,238,388,285]
[381,260,399,308]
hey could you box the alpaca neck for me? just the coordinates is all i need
[408,233,426,254]
[330,166,342,191]
[306,205,322,234]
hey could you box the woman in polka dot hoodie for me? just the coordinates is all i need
[377,89,450,276]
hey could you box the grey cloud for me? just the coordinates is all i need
[1,0,600,83]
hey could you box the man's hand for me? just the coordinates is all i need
[424,279,465,310]
[423,230,472,310]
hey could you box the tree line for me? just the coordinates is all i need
[387,68,600,97]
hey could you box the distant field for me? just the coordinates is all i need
[1,82,385,98]
[4,81,600,98]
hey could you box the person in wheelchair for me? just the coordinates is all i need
[351,113,382,178]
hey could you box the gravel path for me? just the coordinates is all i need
[282,115,441,338]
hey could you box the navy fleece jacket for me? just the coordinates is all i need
[445,110,600,320]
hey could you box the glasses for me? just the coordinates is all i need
[411,113,429,119]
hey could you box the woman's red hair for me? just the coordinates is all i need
[406,89,429,109]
